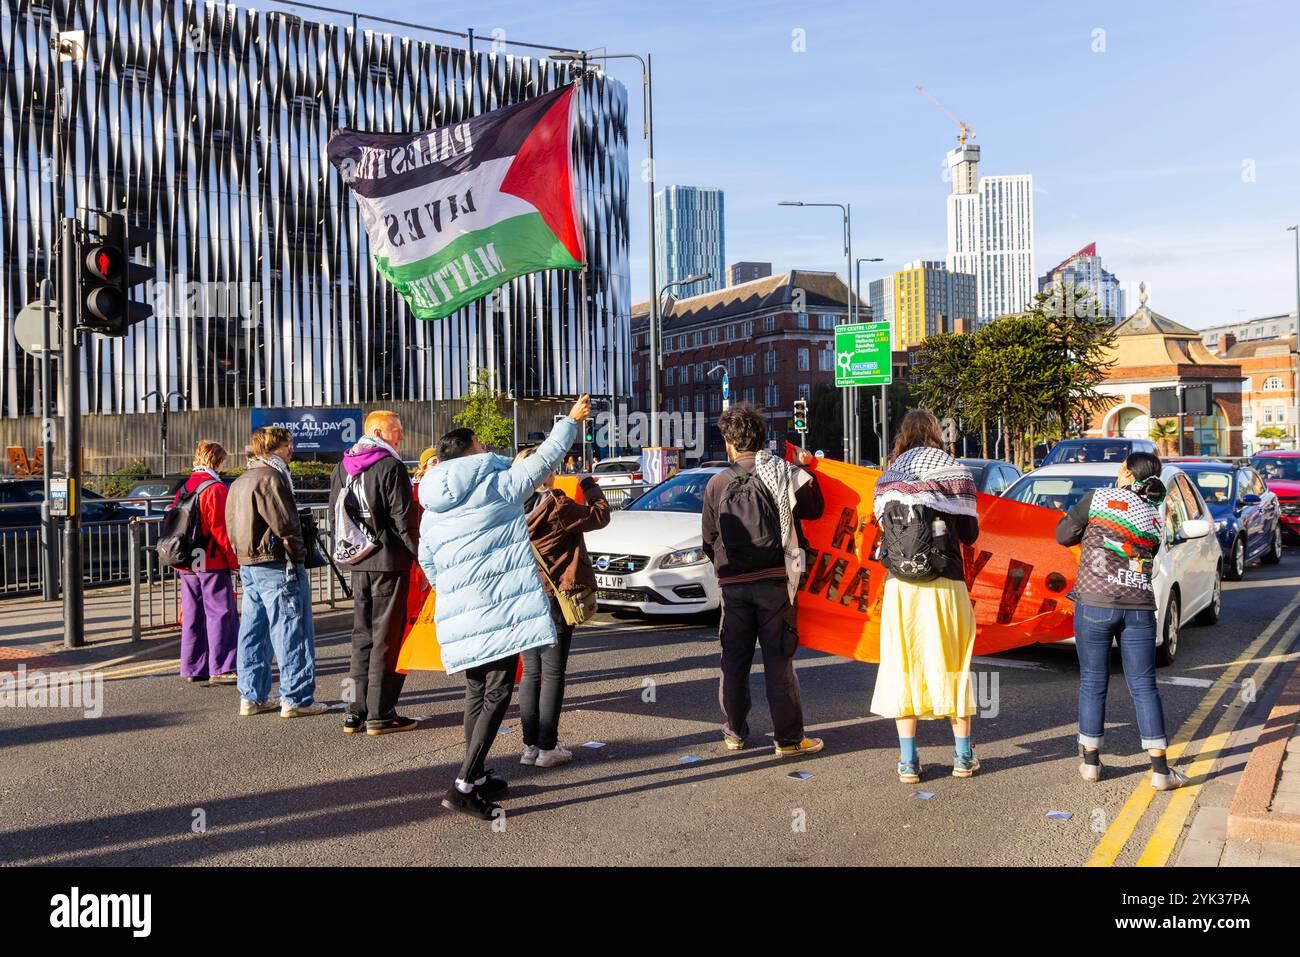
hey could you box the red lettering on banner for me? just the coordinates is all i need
[830,507,858,552]
[997,559,1033,624]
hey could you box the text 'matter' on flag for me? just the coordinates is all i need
[328,85,585,320]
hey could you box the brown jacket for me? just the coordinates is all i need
[225,460,306,566]
[525,478,611,593]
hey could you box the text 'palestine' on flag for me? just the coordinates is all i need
[327,84,586,321]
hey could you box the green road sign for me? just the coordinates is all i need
[834,321,892,387]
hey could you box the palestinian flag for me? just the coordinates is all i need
[328,85,585,320]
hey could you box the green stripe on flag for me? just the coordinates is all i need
[373,211,582,320]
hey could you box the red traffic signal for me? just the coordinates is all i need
[83,244,125,282]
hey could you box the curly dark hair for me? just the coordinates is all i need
[718,403,766,453]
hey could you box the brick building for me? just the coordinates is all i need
[631,271,864,460]
[1213,333,1298,452]
[1088,286,1244,456]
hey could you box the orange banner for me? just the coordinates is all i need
[396,568,444,673]
[790,452,1079,662]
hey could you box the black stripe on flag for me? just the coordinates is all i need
[328,85,571,199]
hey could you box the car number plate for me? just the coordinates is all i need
[595,574,624,588]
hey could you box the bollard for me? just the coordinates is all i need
[128,520,141,642]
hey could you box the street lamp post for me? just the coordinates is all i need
[141,389,186,475]
[549,50,659,444]
[856,256,885,461]
[780,201,855,462]
[1289,225,1300,450]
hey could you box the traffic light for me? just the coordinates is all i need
[583,417,596,445]
[793,398,808,432]
[78,211,152,336]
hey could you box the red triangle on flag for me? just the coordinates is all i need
[499,86,585,264]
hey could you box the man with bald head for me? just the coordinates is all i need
[329,410,420,735]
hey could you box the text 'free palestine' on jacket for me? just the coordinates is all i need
[225,459,305,566]
[1055,486,1162,611]
[328,437,419,572]
[417,417,579,674]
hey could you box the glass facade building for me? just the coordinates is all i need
[0,0,630,419]
[654,184,724,297]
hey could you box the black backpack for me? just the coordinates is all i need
[876,501,952,583]
[717,465,784,574]
[156,479,219,571]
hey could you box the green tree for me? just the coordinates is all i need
[454,367,514,450]
[910,332,975,438]
[1033,285,1117,442]
[1149,419,1179,456]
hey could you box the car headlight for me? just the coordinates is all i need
[659,547,708,569]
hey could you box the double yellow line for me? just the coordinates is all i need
[1085,592,1300,867]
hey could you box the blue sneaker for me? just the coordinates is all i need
[952,750,980,778]
[897,757,921,783]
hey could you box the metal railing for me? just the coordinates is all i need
[127,505,342,640]
[598,483,652,510]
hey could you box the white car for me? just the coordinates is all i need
[1001,462,1222,665]
[582,467,724,615]
[589,456,644,488]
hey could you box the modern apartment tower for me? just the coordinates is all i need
[1038,243,1126,323]
[945,144,1035,325]
[654,185,725,296]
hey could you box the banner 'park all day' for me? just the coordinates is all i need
[327,84,586,320]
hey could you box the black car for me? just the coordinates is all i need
[0,479,121,527]
[116,475,194,515]
[959,458,1023,495]
[1040,437,1158,467]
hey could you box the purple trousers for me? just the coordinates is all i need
[180,570,240,678]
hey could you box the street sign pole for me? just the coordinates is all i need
[61,215,84,648]
[40,280,59,601]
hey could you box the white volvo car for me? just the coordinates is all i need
[1001,462,1223,665]
[583,467,725,615]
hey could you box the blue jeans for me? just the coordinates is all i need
[1074,603,1168,751]
[236,563,317,708]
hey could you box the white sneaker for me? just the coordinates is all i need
[535,745,573,768]
[520,745,539,766]
[280,700,334,718]
[239,698,278,716]
[1151,767,1190,791]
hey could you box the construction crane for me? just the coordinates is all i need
[915,85,976,147]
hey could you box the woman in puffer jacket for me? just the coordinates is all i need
[513,447,610,768]
[417,395,590,822]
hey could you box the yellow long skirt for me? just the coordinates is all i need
[869,575,977,720]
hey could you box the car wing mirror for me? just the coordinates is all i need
[1178,518,1212,541]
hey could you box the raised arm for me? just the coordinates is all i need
[497,394,590,506]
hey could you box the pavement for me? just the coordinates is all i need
[2,560,1300,866]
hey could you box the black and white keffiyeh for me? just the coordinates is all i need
[753,450,812,603]
[872,446,977,521]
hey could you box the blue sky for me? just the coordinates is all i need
[293,0,1300,329]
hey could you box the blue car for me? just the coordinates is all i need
[1178,461,1283,580]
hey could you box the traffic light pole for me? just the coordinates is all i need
[61,215,84,648]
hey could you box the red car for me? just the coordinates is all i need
[1251,451,1300,543]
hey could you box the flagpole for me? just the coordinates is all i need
[575,62,591,403]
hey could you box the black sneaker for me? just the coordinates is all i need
[441,786,501,821]
[185,676,209,684]
[366,715,418,736]
[343,712,367,734]
[476,769,508,800]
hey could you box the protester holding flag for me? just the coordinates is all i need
[869,410,981,782]
[1055,452,1188,791]
[226,427,330,719]
[330,411,420,736]
[514,447,610,768]
[174,441,239,686]
[418,395,590,821]
[701,403,826,758]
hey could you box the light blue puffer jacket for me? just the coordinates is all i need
[417,417,579,674]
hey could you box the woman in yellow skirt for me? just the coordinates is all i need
[869,410,981,782]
